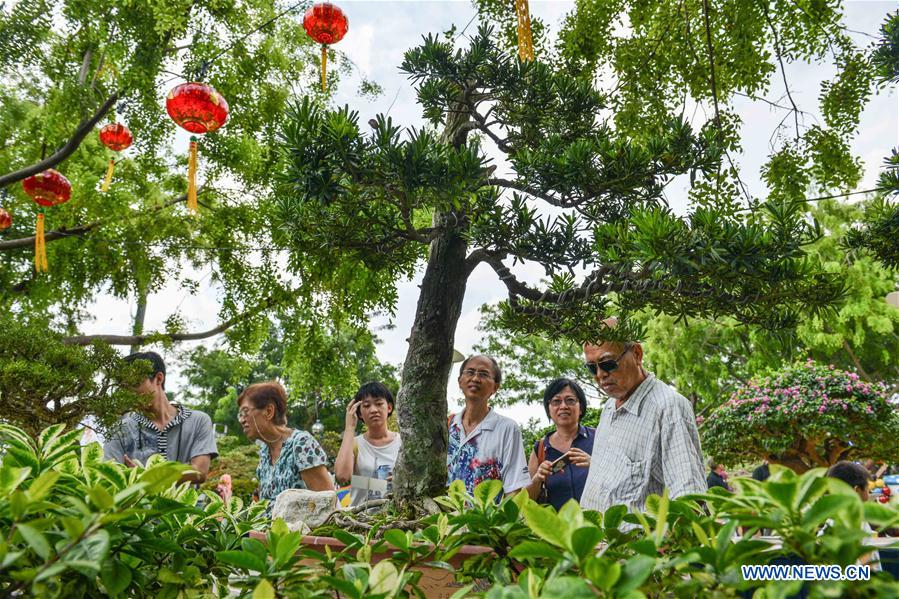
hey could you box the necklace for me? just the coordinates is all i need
[253,414,289,444]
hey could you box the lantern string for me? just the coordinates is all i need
[514,0,534,62]
[321,45,328,92]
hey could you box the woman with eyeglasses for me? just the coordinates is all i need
[334,381,402,505]
[447,355,531,496]
[237,382,333,514]
[526,378,595,509]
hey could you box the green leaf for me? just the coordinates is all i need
[17,523,51,560]
[615,555,656,594]
[570,526,603,561]
[507,540,564,561]
[252,579,276,599]
[100,559,133,596]
[603,505,627,530]
[384,528,410,550]
[584,557,621,591]
[800,494,854,529]
[88,484,115,510]
[216,550,267,572]
[0,466,31,495]
[369,560,400,594]
[522,502,566,549]
[25,470,59,503]
[473,479,503,507]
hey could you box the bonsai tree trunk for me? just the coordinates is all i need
[393,217,469,501]
[393,90,475,502]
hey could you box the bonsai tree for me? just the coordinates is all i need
[0,313,147,437]
[274,27,847,502]
[702,361,899,472]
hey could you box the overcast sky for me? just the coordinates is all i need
[80,1,899,427]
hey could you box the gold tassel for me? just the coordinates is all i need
[321,44,328,92]
[187,137,198,216]
[101,158,115,192]
[34,212,48,272]
[515,0,534,62]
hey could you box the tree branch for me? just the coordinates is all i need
[764,7,800,142]
[0,94,119,189]
[0,192,189,251]
[62,286,302,346]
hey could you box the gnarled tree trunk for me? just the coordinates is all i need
[393,217,469,501]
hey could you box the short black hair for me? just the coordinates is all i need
[826,461,871,490]
[542,378,587,421]
[458,355,502,385]
[353,381,395,417]
[124,351,166,388]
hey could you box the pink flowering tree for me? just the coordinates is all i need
[702,361,899,472]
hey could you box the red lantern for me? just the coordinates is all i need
[22,169,72,272]
[166,82,229,215]
[303,3,348,92]
[0,208,11,231]
[98,123,133,192]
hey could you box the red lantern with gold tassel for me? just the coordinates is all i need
[22,169,71,272]
[303,3,348,92]
[0,208,11,231]
[165,82,229,215]
[98,123,133,192]
[514,0,534,61]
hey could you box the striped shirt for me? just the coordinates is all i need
[580,373,706,515]
[133,405,191,456]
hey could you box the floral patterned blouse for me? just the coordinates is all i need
[256,429,329,511]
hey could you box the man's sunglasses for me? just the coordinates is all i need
[584,344,632,376]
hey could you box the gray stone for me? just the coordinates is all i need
[271,489,337,533]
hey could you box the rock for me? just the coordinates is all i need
[271,489,337,533]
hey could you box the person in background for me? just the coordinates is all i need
[334,382,402,505]
[237,382,332,513]
[825,461,880,570]
[751,460,770,482]
[447,355,531,496]
[580,318,706,515]
[706,459,732,491]
[526,378,595,510]
[104,351,217,485]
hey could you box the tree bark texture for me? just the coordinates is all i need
[130,284,148,354]
[393,218,469,501]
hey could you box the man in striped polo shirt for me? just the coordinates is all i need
[104,352,218,484]
[580,319,705,516]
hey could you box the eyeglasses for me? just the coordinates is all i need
[461,368,494,381]
[237,406,258,419]
[549,397,579,408]
[585,344,632,376]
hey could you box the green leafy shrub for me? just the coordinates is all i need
[702,361,899,472]
[0,423,267,597]
[0,313,148,437]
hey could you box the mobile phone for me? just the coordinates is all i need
[550,454,572,474]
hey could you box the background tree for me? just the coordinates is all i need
[845,11,899,270]
[0,313,147,436]
[0,0,380,349]
[273,20,857,501]
[702,361,899,472]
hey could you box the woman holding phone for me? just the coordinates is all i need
[526,378,595,510]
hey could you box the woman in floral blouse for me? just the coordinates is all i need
[237,382,332,512]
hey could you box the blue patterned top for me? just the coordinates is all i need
[256,429,329,510]
[447,409,530,495]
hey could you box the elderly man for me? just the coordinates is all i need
[580,322,706,514]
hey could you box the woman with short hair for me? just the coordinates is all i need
[335,381,402,505]
[526,378,594,509]
[237,382,333,512]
